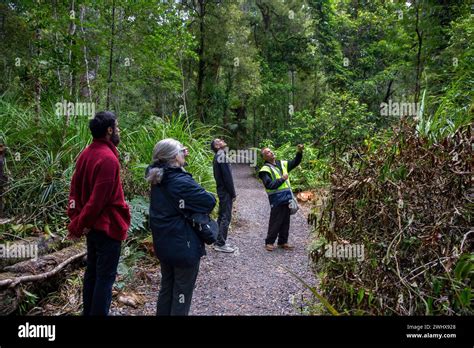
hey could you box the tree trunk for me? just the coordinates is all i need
[106,0,116,110]
[253,104,256,147]
[67,0,77,127]
[52,0,63,89]
[414,1,423,104]
[289,69,295,119]
[196,0,206,122]
[34,28,41,123]
[222,70,233,127]
[233,104,247,146]
[179,52,191,131]
[383,79,394,103]
[80,4,92,103]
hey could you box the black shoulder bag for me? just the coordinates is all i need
[159,184,218,245]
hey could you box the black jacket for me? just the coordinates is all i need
[147,165,216,267]
[258,151,303,208]
[213,149,236,198]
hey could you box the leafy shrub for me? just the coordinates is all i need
[311,122,472,315]
[276,92,375,158]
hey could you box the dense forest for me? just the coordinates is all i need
[0,0,472,317]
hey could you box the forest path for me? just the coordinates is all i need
[111,164,316,315]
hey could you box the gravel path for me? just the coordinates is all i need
[111,164,316,316]
[191,164,315,315]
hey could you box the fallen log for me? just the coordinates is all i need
[0,234,65,270]
[0,250,86,288]
[4,242,85,275]
[0,243,86,315]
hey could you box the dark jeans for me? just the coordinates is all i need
[265,203,291,245]
[83,230,121,316]
[216,192,233,247]
[157,261,200,316]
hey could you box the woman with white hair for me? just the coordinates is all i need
[146,138,216,315]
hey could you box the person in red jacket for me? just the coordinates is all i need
[67,111,130,316]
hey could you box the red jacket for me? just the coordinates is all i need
[67,138,130,241]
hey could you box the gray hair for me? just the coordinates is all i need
[146,138,184,185]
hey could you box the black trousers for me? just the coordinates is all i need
[265,204,291,245]
[83,230,121,316]
[216,192,233,247]
[156,261,200,316]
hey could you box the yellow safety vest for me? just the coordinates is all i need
[259,161,292,196]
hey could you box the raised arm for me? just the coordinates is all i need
[287,145,304,171]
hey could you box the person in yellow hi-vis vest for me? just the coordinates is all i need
[258,144,304,251]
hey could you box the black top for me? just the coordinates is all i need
[213,149,236,198]
[146,164,216,267]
